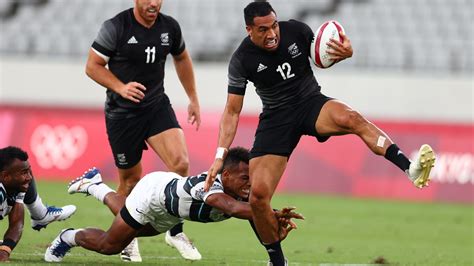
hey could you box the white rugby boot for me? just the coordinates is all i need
[31,205,77,231]
[165,231,202,260]
[68,167,102,194]
[44,228,74,262]
[407,144,436,188]
[120,238,142,262]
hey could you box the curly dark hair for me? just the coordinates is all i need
[221,146,250,173]
[0,146,28,171]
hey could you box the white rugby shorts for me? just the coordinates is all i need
[125,171,183,233]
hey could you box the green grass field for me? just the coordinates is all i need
[1,181,472,265]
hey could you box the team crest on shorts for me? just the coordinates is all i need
[117,153,127,165]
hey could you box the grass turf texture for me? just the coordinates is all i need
[0,181,472,265]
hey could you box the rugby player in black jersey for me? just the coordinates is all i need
[0,146,76,262]
[44,147,303,263]
[85,0,201,261]
[205,2,436,265]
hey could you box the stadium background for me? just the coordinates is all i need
[0,0,472,265]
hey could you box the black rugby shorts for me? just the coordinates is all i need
[106,103,181,169]
[250,93,333,159]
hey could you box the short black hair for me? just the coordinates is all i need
[0,146,28,171]
[244,1,275,26]
[221,147,250,173]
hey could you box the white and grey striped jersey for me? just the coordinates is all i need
[0,183,24,220]
[163,172,233,223]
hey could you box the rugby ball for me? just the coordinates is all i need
[310,20,345,68]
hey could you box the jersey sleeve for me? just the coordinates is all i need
[227,52,248,95]
[188,175,225,202]
[15,192,25,203]
[170,17,186,56]
[91,20,118,61]
[202,181,225,202]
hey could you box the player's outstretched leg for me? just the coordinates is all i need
[69,168,141,262]
[44,228,75,262]
[165,229,202,260]
[316,100,437,190]
[407,144,436,188]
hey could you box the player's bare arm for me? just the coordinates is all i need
[0,203,24,261]
[173,49,201,130]
[85,49,146,103]
[205,193,252,219]
[205,94,245,191]
[326,31,353,61]
[205,193,304,223]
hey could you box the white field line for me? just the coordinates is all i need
[11,251,380,265]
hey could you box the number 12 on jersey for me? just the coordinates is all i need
[145,46,156,63]
[276,62,295,80]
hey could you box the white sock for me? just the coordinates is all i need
[26,196,48,220]
[88,183,115,203]
[61,229,82,246]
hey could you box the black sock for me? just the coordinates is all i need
[264,241,285,265]
[169,222,183,236]
[384,144,411,172]
[248,221,263,243]
[24,177,38,204]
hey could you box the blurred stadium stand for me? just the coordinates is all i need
[0,0,472,73]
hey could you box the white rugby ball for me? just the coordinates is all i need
[310,20,345,68]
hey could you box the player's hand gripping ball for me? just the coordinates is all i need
[310,20,345,68]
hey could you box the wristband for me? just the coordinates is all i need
[1,238,16,250]
[215,147,228,159]
[0,246,11,255]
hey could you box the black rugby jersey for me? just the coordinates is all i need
[228,20,321,110]
[0,183,24,220]
[92,9,185,119]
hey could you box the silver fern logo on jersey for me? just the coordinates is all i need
[30,124,88,170]
[160,33,169,46]
[288,43,301,58]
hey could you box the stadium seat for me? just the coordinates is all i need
[0,0,471,73]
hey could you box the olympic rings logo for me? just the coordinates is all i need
[30,124,88,170]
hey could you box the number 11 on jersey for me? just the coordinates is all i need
[145,46,156,63]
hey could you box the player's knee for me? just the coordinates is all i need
[170,156,189,176]
[120,171,141,184]
[335,109,367,133]
[249,188,270,209]
[117,176,140,195]
[124,177,140,189]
